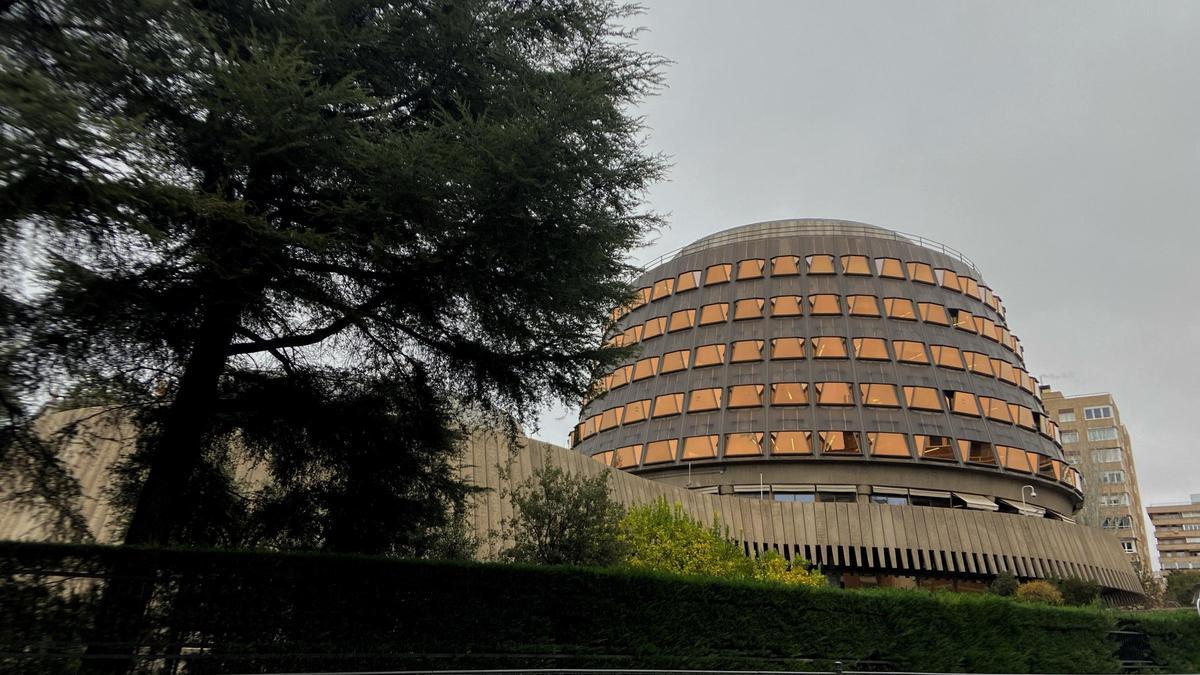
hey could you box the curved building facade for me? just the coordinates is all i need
[567,218,1139,596]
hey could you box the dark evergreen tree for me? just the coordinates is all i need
[0,0,664,552]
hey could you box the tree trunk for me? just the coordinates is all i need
[80,296,246,673]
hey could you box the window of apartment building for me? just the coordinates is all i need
[1102,515,1133,529]
[1084,405,1113,420]
[1088,427,1119,442]
[819,430,862,455]
[915,435,957,461]
[644,440,677,465]
[847,295,881,316]
[860,383,901,408]
[893,340,929,364]
[730,340,764,362]
[687,387,722,413]
[809,293,842,315]
[841,255,872,275]
[1058,409,1077,423]
[682,435,720,460]
[651,277,675,301]
[1100,470,1126,484]
[1101,493,1131,507]
[770,382,808,405]
[660,349,690,374]
[698,302,730,325]
[623,399,650,424]
[725,432,764,457]
[651,393,684,418]
[732,298,765,320]
[812,336,848,358]
[875,257,905,278]
[693,344,726,367]
[1060,430,1079,444]
[907,262,936,284]
[728,384,765,408]
[704,263,732,285]
[676,270,702,293]
[1121,540,1136,553]
[883,297,917,320]
[868,432,910,457]
[1091,447,1122,464]
[814,382,855,406]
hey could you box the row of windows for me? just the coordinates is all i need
[590,337,1039,399]
[1060,427,1119,444]
[588,432,1081,489]
[607,295,1025,359]
[615,255,1008,324]
[1056,405,1113,423]
[574,383,1053,445]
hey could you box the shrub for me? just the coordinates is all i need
[1016,579,1064,605]
[500,466,626,566]
[989,570,1018,596]
[1056,577,1101,606]
[751,550,826,587]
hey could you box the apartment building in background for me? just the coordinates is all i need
[1149,495,1200,573]
[1040,390,1151,567]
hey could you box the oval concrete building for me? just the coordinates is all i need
[565,218,1140,597]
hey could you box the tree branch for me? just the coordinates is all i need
[226,296,386,355]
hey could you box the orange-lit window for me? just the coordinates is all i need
[704,263,732,285]
[643,316,666,339]
[980,397,1012,422]
[919,302,949,325]
[682,435,719,460]
[814,382,854,406]
[651,393,684,418]
[950,308,975,332]
[591,450,613,466]
[598,406,624,430]
[931,345,964,370]
[860,383,901,408]
[841,255,872,275]
[728,384,765,408]
[730,340,764,362]
[959,440,997,466]
[725,432,764,456]
[620,324,644,345]
[613,444,642,468]
[936,268,961,291]
[693,344,726,367]
[632,287,652,308]
[883,297,916,320]
[770,382,808,405]
[875,257,905,278]
[998,446,1032,473]
[948,391,980,417]
[983,287,996,308]
[687,387,722,412]
[771,337,806,360]
[643,440,677,465]
[736,258,765,280]
[907,262,936,284]
[676,270,701,293]
[809,294,841,315]
[579,415,599,440]
[651,277,675,301]
[771,431,812,455]
[698,302,729,325]
[847,295,881,316]
[868,432,910,457]
[904,386,942,411]
[963,351,994,376]
[660,349,690,374]
[959,276,981,300]
[992,359,1017,384]
[770,295,803,317]
[609,364,632,389]
[771,255,801,276]
[819,430,862,455]
[667,309,696,332]
[806,254,835,274]
[623,399,650,424]
[893,340,929,364]
[1018,369,1034,393]
[1038,456,1061,480]
[733,298,765,320]
[853,337,889,360]
[631,356,659,381]
[610,304,631,324]
[1010,404,1035,429]
[812,336,848,359]
[604,332,624,349]
[916,435,957,461]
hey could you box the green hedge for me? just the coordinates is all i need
[2,541,1198,673]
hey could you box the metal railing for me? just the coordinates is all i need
[637,219,981,275]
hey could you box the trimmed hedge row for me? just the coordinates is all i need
[1,541,1197,673]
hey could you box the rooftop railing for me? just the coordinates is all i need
[638,219,981,274]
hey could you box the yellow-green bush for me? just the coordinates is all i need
[1016,579,1065,605]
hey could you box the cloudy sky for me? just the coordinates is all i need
[532,1,1199,517]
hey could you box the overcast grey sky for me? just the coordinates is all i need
[531,1,1200,513]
